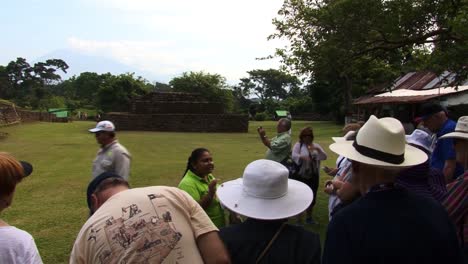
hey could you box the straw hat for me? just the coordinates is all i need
[216,159,313,220]
[329,115,427,168]
[439,116,468,140]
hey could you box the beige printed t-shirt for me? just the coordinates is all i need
[70,186,218,264]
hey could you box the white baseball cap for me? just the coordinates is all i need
[89,120,115,133]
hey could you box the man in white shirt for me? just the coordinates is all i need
[89,120,131,180]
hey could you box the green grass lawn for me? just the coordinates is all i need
[0,120,342,263]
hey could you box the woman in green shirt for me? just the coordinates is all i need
[178,148,226,228]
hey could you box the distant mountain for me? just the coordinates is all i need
[34,49,172,83]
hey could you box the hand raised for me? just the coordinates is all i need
[208,179,218,196]
[257,127,266,137]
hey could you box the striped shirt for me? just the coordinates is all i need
[443,172,468,249]
[396,161,447,202]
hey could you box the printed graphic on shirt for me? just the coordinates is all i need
[89,193,183,264]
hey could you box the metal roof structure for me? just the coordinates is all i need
[367,71,468,95]
[354,85,468,105]
[275,110,288,116]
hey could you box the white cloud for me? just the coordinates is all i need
[73,0,287,82]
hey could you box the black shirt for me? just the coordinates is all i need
[323,187,464,264]
[220,218,321,264]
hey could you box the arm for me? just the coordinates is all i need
[334,181,360,202]
[312,143,327,161]
[113,152,131,180]
[443,177,467,226]
[257,127,271,148]
[69,241,85,264]
[269,134,291,154]
[180,189,231,264]
[324,167,338,176]
[198,179,217,210]
[443,159,456,184]
[179,178,217,210]
[197,231,231,264]
[291,142,301,164]
[26,236,43,264]
[439,137,457,183]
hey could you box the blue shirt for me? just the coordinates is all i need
[431,119,464,179]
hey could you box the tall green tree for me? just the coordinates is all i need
[269,0,467,115]
[238,69,301,101]
[154,82,172,91]
[169,71,235,112]
[3,57,68,107]
[96,73,151,112]
[0,66,14,99]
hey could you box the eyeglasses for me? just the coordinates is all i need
[303,134,313,137]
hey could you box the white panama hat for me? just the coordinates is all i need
[332,130,357,143]
[89,120,115,133]
[439,116,468,140]
[216,159,313,220]
[329,115,427,168]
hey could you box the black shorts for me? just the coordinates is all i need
[292,174,319,206]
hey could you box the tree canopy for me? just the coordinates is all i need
[169,71,235,112]
[0,57,69,109]
[238,69,301,101]
[269,0,468,116]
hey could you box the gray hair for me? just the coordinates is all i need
[279,118,291,130]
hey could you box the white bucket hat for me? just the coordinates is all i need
[216,159,313,220]
[440,116,468,140]
[329,115,427,168]
[405,129,434,153]
[332,130,357,143]
[89,120,115,133]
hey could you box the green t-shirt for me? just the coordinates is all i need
[265,132,292,162]
[178,170,226,228]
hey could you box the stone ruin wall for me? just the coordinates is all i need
[107,92,249,133]
[0,102,59,126]
[105,112,248,132]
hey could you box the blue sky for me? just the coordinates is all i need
[1,0,286,83]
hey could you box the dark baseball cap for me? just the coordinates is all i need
[20,161,33,177]
[86,172,125,214]
[418,103,445,120]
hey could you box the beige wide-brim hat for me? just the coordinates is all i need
[440,116,468,140]
[217,159,313,220]
[329,116,427,168]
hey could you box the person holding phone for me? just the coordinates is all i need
[257,118,292,165]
